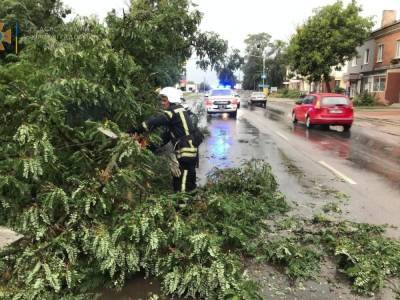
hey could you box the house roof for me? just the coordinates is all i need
[371,19,400,38]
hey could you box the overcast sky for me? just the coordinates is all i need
[64,0,399,85]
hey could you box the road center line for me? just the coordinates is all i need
[319,161,357,185]
[275,131,289,141]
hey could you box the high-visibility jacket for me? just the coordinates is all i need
[141,104,198,160]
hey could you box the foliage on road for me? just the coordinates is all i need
[251,215,400,296]
[287,0,373,92]
[0,157,288,299]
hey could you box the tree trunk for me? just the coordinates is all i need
[323,74,332,93]
[325,79,331,93]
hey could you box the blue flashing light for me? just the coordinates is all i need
[217,81,233,89]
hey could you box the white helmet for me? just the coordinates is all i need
[159,87,182,104]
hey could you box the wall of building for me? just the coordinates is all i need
[344,18,400,105]
[346,39,376,74]
[386,70,400,103]
[374,30,400,68]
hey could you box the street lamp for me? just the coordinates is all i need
[262,52,266,89]
[252,45,269,91]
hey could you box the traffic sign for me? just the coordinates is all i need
[258,84,269,88]
[261,74,266,79]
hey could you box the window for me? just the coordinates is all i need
[306,96,315,104]
[321,97,349,106]
[396,40,400,58]
[210,89,232,96]
[335,80,340,87]
[352,56,357,67]
[362,77,370,92]
[377,45,384,62]
[373,76,386,92]
[364,49,370,64]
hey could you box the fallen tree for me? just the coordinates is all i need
[0,9,280,299]
[2,2,400,300]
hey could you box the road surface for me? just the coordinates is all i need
[195,93,400,300]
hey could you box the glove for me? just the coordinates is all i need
[168,152,181,178]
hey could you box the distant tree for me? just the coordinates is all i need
[216,48,244,87]
[199,81,211,92]
[194,31,228,71]
[265,40,288,88]
[242,33,271,90]
[287,0,373,92]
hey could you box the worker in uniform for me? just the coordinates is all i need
[135,87,198,193]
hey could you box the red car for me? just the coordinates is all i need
[292,93,354,131]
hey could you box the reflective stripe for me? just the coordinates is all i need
[178,111,190,136]
[177,152,198,158]
[163,110,173,118]
[142,122,149,131]
[181,170,188,192]
[177,147,197,153]
[173,108,186,113]
[189,140,194,148]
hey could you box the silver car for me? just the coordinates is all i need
[249,92,267,108]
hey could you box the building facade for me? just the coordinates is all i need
[345,10,400,104]
[284,64,347,93]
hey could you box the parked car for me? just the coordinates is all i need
[205,88,239,118]
[249,92,267,108]
[291,93,354,131]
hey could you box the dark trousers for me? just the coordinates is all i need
[173,159,196,192]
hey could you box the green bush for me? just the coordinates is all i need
[334,86,346,94]
[275,88,303,99]
[353,91,377,106]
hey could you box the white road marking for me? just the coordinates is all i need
[319,161,357,185]
[275,131,289,141]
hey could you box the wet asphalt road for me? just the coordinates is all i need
[198,95,400,237]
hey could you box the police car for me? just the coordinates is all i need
[205,88,240,118]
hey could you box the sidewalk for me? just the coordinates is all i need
[268,97,400,139]
[355,109,400,137]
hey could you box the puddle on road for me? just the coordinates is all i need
[198,114,266,182]
[99,276,166,300]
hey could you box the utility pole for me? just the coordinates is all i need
[262,50,266,89]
